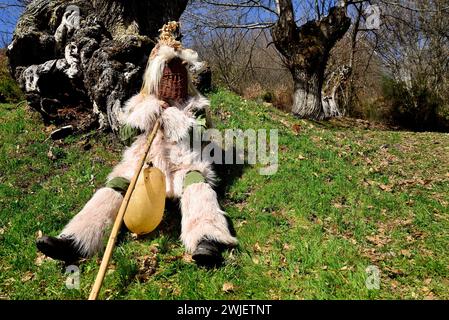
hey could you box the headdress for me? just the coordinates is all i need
[141,21,205,104]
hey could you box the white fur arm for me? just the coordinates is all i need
[122,93,162,132]
[184,95,210,113]
[161,107,195,142]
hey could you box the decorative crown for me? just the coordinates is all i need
[157,21,182,49]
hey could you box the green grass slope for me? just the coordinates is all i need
[1,90,448,300]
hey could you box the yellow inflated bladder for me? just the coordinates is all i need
[124,166,166,235]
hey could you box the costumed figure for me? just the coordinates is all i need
[36,21,238,267]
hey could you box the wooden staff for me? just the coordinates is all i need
[88,119,161,300]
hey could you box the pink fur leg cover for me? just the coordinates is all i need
[59,187,123,257]
[180,182,238,253]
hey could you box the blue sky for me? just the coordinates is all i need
[0,0,24,46]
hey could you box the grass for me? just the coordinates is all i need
[0,90,448,300]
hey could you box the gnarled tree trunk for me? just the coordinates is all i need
[7,0,188,132]
[271,1,351,120]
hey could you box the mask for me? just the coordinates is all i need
[158,58,188,104]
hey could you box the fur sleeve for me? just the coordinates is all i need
[183,95,210,113]
[184,95,214,129]
[161,107,196,142]
[121,93,162,132]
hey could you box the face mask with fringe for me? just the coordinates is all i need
[141,21,206,104]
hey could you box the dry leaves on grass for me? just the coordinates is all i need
[332,199,349,209]
[292,124,301,135]
[400,249,412,258]
[366,234,391,247]
[21,271,34,283]
[35,230,43,239]
[34,252,51,266]
[136,254,158,282]
[236,220,248,228]
[379,184,393,192]
[383,266,404,278]
[182,253,193,263]
[222,282,235,293]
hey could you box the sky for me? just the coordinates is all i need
[0,0,351,48]
[0,0,24,46]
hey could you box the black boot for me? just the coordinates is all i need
[192,238,225,268]
[36,235,84,263]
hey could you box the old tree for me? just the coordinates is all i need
[186,0,358,119]
[7,0,188,132]
[271,0,351,119]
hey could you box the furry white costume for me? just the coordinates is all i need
[37,22,237,266]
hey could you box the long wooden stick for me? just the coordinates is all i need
[88,119,161,300]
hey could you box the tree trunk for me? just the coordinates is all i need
[271,1,351,120]
[7,0,188,132]
[292,70,324,119]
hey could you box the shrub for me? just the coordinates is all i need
[382,77,448,131]
[0,50,24,104]
[243,83,264,101]
[261,91,274,103]
[272,85,293,112]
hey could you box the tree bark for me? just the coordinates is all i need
[271,1,351,120]
[7,0,188,132]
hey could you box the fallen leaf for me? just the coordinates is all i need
[366,234,391,247]
[182,253,193,263]
[379,184,393,192]
[332,202,347,209]
[21,271,34,283]
[34,252,50,266]
[222,282,235,293]
[236,220,247,227]
[400,249,412,258]
[384,266,404,277]
[136,254,158,282]
[35,230,43,239]
[292,124,301,134]
[149,245,159,254]
[424,293,436,300]
[390,280,399,289]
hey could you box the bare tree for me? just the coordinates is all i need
[372,0,449,128]
[184,0,366,120]
[191,27,290,95]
